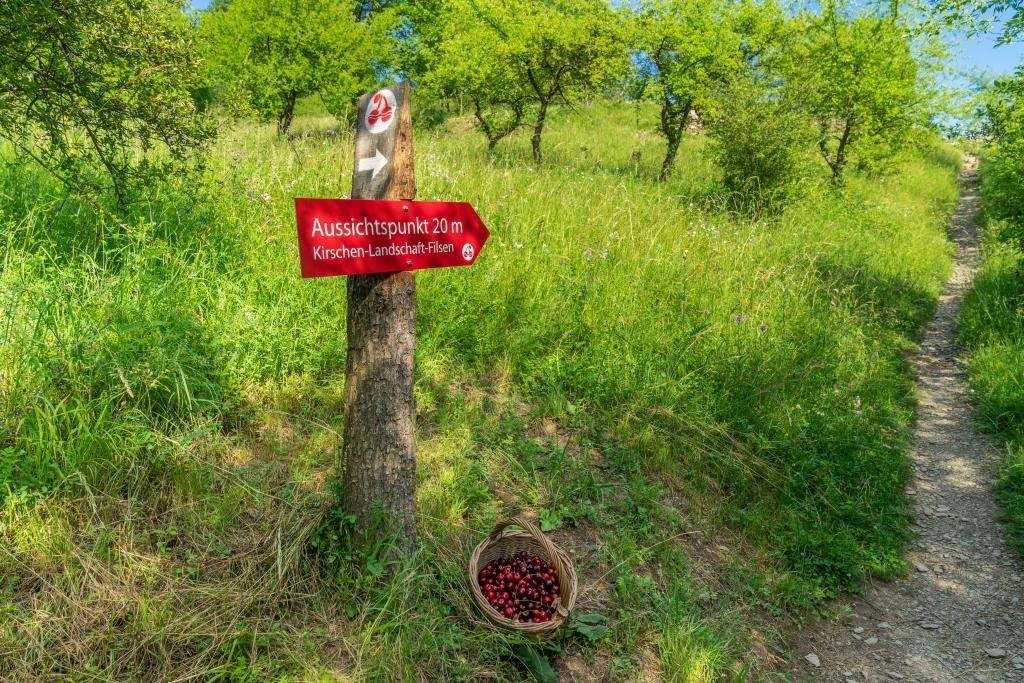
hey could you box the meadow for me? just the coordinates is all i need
[961,160,1024,559]
[0,101,962,680]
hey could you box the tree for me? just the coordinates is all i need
[632,0,781,181]
[0,0,213,206]
[429,5,530,151]
[784,5,920,185]
[198,0,378,135]
[431,0,627,161]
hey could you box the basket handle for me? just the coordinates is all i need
[488,515,571,618]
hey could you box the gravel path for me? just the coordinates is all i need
[789,158,1024,682]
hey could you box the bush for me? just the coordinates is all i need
[979,69,1024,243]
[707,78,814,212]
[0,0,213,205]
[981,153,1024,246]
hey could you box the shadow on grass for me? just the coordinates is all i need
[814,256,940,342]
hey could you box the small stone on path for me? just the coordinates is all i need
[805,653,821,667]
[864,637,879,646]
[985,647,1006,658]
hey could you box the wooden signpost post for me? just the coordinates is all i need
[294,82,489,554]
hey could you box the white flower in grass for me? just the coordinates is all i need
[260,192,271,203]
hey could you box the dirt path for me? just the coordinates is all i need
[789,158,1024,682]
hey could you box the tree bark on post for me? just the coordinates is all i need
[341,82,418,554]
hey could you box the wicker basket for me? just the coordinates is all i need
[469,516,578,636]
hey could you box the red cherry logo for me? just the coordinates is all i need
[368,92,393,126]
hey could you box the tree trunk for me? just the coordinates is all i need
[659,134,682,183]
[474,98,524,154]
[821,115,855,186]
[342,82,418,555]
[658,96,690,182]
[341,271,418,553]
[277,91,297,136]
[532,98,548,163]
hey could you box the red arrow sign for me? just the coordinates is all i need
[295,198,490,278]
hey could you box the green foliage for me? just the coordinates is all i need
[977,69,1024,236]
[512,643,556,682]
[961,44,1024,555]
[0,102,960,677]
[707,76,815,212]
[657,618,732,682]
[428,0,628,160]
[568,612,610,642]
[198,0,379,134]
[933,0,1024,44]
[428,1,531,150]
[630,0,784,182]
[784,3,921,184]
[0,0,213,205]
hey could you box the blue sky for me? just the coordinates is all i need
[188,0,1022,83]
[954,27,1023,79]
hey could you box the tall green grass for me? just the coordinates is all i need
[0,102,961,679]
[961,160,1024,557]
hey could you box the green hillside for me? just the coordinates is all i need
[0,102,961,680]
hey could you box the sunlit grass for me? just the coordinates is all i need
[961,203,1024,558]
[0,100,961,679]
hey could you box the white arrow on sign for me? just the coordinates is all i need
[357,148,389,179]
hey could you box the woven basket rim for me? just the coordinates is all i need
[468,517,578,636]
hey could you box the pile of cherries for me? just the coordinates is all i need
[477,550,561,623]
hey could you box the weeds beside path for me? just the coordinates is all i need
[789,157,1024,682]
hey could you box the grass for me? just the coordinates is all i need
[960,159,1024,559]
[0,100,962,680]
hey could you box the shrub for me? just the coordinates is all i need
[707,78,814,212]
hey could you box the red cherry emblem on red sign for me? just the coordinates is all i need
[368,92,393,126]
